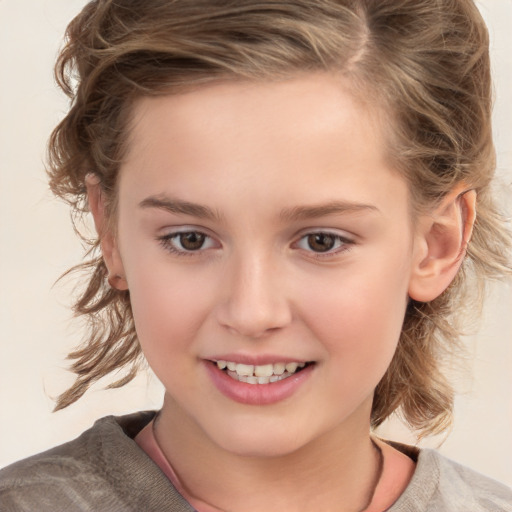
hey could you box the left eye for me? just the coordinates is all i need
[159,231,217,253]
[296,233,349,253]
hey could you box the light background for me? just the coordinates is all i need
[1,0,511,486]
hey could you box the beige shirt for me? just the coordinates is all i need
[1,412,511,512]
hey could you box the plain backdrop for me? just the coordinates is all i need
[1,0,511,487]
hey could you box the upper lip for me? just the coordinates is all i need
[205,354,311,366]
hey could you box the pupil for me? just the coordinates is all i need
[180,232,205,250]
[308,233,335,252]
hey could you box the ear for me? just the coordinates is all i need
[408,186,476,302]
[85,174,128,291]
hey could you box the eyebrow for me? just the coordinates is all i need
[279,201,379,221]
[139,196,378,222]
[139,196,223,221]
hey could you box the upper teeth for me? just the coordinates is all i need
[216,360,306,377]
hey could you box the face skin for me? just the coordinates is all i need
[91,73,472,510]
[113,73,415,448]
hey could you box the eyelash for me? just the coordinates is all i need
[294,231,354,259]
[158,230,218,257]
[157,230,354,258]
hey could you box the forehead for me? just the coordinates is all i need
[119,73,408,221]
[125,73,388,168]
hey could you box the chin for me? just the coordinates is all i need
[219,434,303,459]
[205,416,319,459]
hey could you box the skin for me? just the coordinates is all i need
[89,73,474,512]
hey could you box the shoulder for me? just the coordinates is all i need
[0,411,193,512]
[390,447,512,512]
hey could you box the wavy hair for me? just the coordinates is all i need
[48,0,511,436]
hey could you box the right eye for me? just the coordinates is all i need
[294,231,353,256]
[158,230,218,255]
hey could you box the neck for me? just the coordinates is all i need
[154,394,381,512]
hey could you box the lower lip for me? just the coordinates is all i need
[203,361,314,405]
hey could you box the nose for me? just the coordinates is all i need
[215,253,293,339]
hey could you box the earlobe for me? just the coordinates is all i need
[85,173,128,291]
[408,186,476,303]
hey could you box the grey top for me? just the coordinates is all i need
[1,412,511,511]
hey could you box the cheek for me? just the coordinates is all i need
[297,254,410,370]
[122,255,215,359]
[300,277,408,413]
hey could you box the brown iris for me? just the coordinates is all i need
[179,232,206,250]
[307,233,336,252]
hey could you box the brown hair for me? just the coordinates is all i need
[49,0,511,436]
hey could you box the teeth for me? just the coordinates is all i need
[285,362,298,373]
[254,364,273,377]
[236,372,291,384]
[216,360,309,383]
[273,362,286,375]
[235,363,254,376]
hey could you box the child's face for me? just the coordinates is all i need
[111,74,422,456]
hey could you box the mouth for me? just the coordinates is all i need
[211,360,314,385]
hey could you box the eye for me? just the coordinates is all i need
[158,230,218,255]
[295,232,352,255]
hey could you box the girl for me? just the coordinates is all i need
[1,1,511,511]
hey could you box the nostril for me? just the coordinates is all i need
[214,274,293,338]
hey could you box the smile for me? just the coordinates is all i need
[204,359,315,405]
[214,360,310,384]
